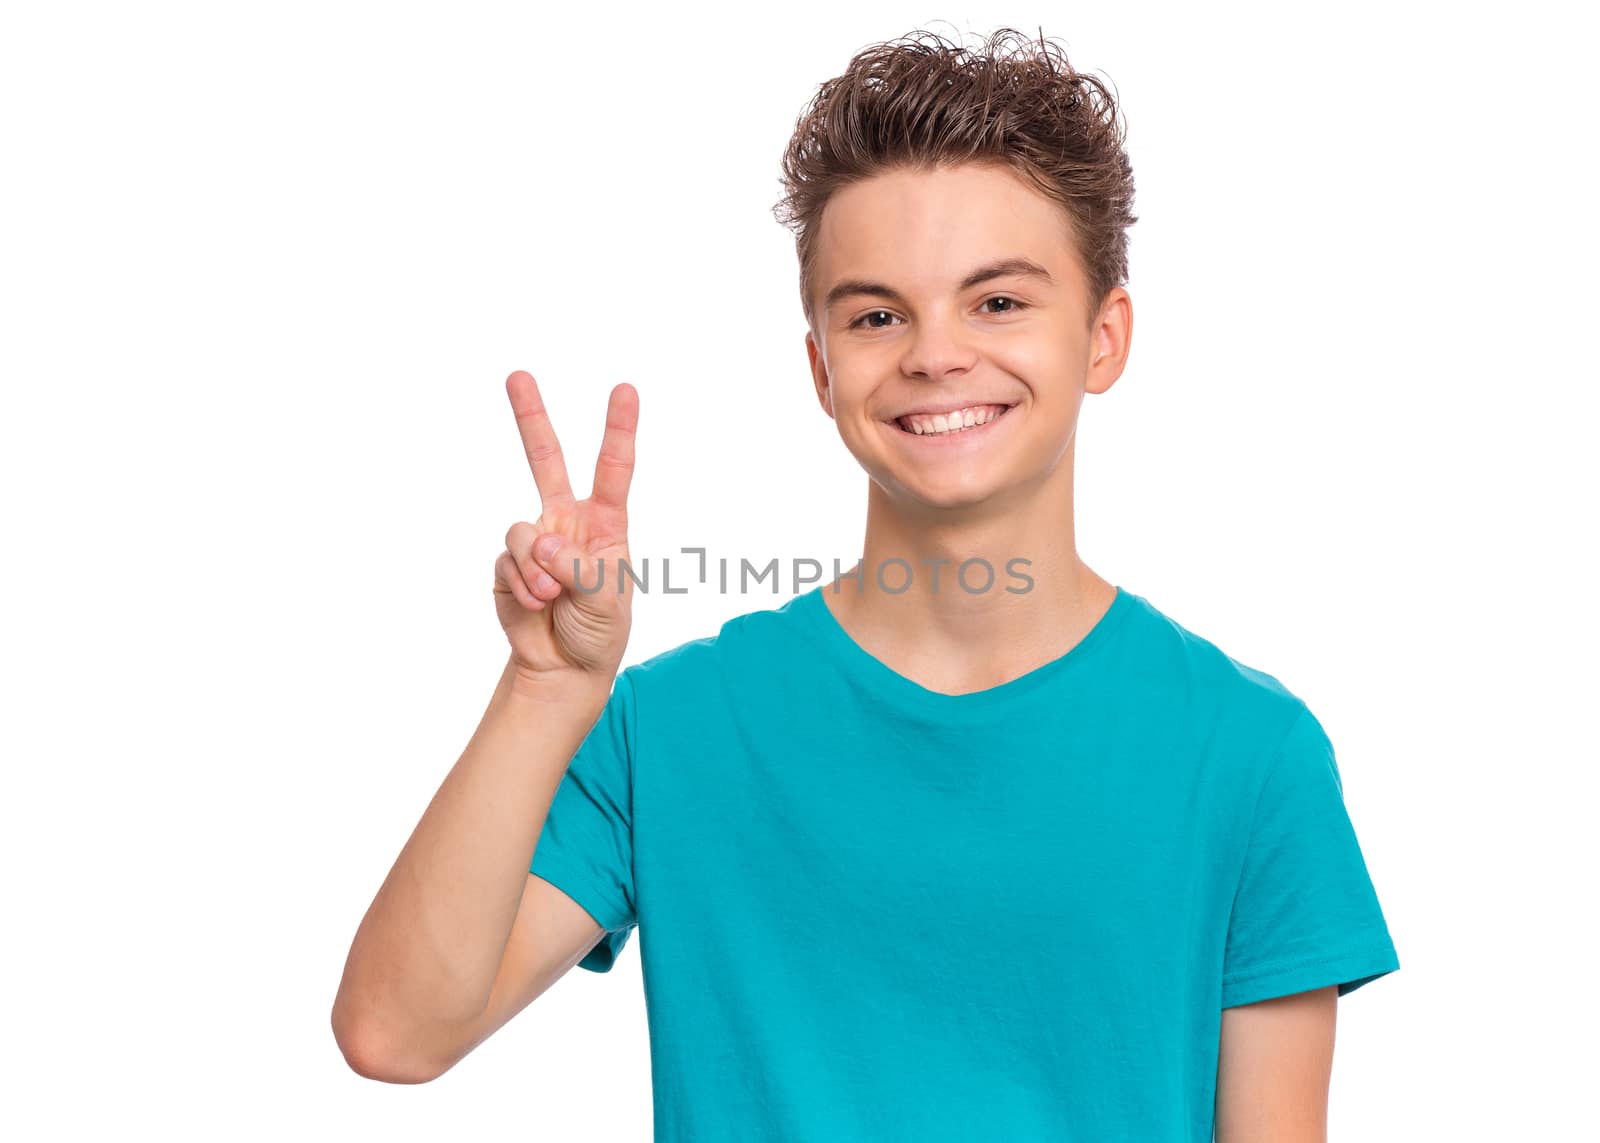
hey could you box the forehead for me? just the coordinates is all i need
[814,163,1079,291]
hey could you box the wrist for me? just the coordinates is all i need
[501,657,615,715]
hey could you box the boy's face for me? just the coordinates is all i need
[805,162,1129,514]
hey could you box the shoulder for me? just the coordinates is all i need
[618,592,817,696]
[1118,588,1314,746]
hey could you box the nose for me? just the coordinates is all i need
[899,311,979,383]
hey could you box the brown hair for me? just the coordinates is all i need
[773,26,1138,335]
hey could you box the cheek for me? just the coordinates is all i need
[998,342,1069,384]
[824,377,872,420]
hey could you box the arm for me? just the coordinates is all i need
[330,658,612,1083]
[1214,985,1337,1143]
[332,370,641,1082]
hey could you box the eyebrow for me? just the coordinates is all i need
[822,256,1056,314]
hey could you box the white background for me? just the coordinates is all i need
[3,1,1595,1138]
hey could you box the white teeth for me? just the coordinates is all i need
[897,404,1008,436]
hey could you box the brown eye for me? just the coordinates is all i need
[851,310,900,330]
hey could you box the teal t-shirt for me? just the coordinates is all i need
[529,584,1399,1141]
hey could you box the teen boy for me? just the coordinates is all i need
[333,27,1399,1142]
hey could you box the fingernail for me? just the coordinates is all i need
[534,534,561,561]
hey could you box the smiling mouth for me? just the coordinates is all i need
[892,403,1016,436]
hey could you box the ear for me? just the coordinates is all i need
[1085,288,1133,397]
[805,329,834,418]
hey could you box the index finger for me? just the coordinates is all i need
[505,370,575,507]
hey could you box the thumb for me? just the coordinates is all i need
[531,533,608,596]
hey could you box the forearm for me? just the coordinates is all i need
[331,655,610,1060]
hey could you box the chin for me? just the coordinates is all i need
[876,469,1010,513]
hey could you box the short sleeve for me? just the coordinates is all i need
[1220,705,1399,1008]
[529,669,639,973]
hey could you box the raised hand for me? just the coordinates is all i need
[494,370,639,686]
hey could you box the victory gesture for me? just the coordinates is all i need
[494,370,639,685]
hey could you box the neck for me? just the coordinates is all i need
[823,445,1117,695]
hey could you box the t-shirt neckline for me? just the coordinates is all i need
[797,583,1135,712]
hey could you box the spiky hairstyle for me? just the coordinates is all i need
[773,26,1138,334]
